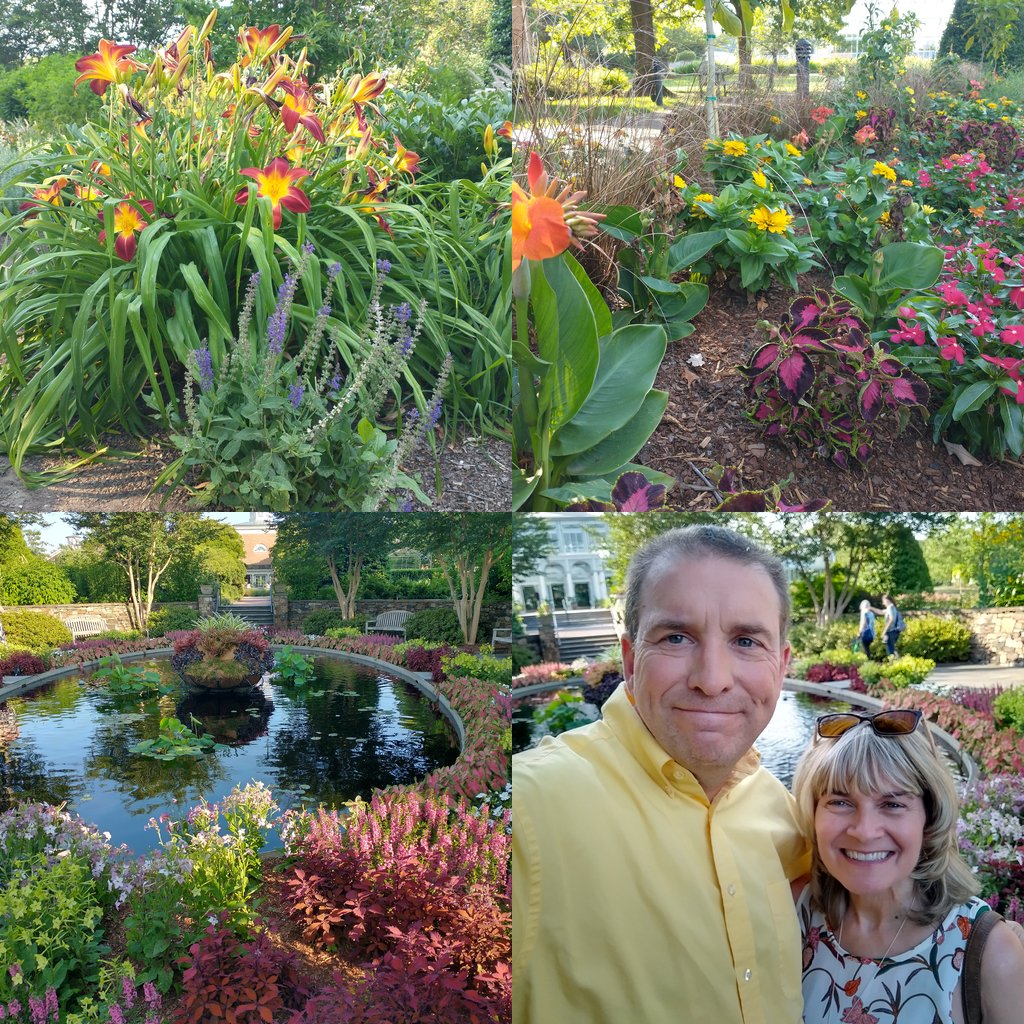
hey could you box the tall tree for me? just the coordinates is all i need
[67,513,212,628]
[400,513,512,645]
[513,515,553,581]
[858,523,932,597]
[0,0,91,67]
[274,513,398,619]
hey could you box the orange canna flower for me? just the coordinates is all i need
[279,81,326,143]
[74,39,142,96]
[234,157,310,230]
[237,24,293,67]
[98,198,154,261]
[391,136,420,177]
[511,151,604,271]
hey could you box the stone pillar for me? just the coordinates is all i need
[795,39,812,100]
[537,610,560,663]
[272,587,289,631]
[198,587,216,619]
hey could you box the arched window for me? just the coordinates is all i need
[254,544,268,553]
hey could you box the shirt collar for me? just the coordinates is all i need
[603,683,763,799]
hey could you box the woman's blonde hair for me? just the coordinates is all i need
[792,719,979,927]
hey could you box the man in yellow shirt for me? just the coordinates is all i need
[512,525,811,1024]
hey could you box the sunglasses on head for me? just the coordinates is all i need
[816,709,923,740]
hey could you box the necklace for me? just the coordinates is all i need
[835,903,912,1012]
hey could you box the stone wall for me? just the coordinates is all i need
[952,607,1024,666]
[6,602,196,632]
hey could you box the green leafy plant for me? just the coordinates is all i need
[992,687,1024,732]
[91,654,174,697]
[832,241,945,326]
[533,692,590,736]
[273,646,316,685]
[0,610,73,652]
[599,205,712,341]
[858,654,936,689]
[146,606,199,635]
[441,651,512,685]
[129,715,227,760]
[162,254,442,510]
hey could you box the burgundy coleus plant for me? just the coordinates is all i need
[566,471,668,511]
[708,463,830,511]
[740,290,929,467]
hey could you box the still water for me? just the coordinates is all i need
[0,656,459,853]
[512,687,854,788]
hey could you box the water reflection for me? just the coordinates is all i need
[0,655,459,852]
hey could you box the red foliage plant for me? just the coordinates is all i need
[805,662,866,692]
[0,652,49,677]
[174,915,309,1024]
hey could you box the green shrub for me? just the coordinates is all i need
[324,626,361,639]
[0,853,105,1004]
[379,86,512,183]
[859,654,936,690]
[441,651,511,684]
[521,62,630,97]
[302,609,364,635]
[0,609,73,651]
[993,688,1024,733]
[147,606,199,636]
[0,55,101,128]
[92,629,144,642]
[0,559,76,604]
[790,647,867,678]
[897,617,972,662]
[822,618,862,651]
[787,620,831,657]
[404,604,505,644]
[512,644,539,672]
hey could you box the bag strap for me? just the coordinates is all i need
[962,908,1003,1024]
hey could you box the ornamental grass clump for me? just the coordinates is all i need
[165,250,450,510]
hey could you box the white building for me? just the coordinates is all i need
[514,513,613,612]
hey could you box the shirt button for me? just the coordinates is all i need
[744,969,752,982]
[727,884,736,896]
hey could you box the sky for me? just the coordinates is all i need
[29,513,270,555]
[843,0,957,49]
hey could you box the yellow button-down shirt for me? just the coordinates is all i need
[512,685,810,1024]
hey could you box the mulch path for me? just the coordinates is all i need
[635,273,1024,511]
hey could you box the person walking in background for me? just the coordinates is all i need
[880,594,905,659]
[857,599,876,659]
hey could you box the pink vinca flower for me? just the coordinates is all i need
[1001,325,1024,345]
[940,339,965,364]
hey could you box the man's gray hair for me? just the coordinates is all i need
[623,525,790,640]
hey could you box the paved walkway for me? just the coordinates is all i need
[924,663,1024,690]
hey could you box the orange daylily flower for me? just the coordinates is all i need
[391,136,420,177]
[19,177,68,215]
[75,184,103,202]
[343,72,387,107]
[237,24,293,67]
[74,39,142,96]
[511,151,604,271]
[234,157,310,230]
[91,161,112,177]
[279,81,326,143]
[98,198,154,261]
[497,121,513,139]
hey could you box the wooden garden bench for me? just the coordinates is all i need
[491,628,512,648]
[63,615,108,641]
[365,609,412,637]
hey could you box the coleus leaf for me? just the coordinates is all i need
[789,296,823,329]
[858,377,883,421]
[610,471,668,511]
[716,491,770,511]
[777,351,815,403]
[890,375,929,406]
[878,358,903,376]
[778,498,831,511]
[791,328,830,352]
[744,341,781,373]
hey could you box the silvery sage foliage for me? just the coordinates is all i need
[165,246,451,511]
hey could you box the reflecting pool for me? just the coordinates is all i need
[0,655,459,852]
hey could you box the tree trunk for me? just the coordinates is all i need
[512,0,529,68]
[629,0,658,100]
[737,31,752,90]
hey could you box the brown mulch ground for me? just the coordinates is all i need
[636,272,1024,511]
[0,430,511,512]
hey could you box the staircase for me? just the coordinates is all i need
[550,610,619,661]
[221,597,274,628]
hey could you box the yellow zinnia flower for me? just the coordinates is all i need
[856,91,867,100]
[900,179,913,186]
[855,110,867,119]
[673,174,686,188]
[922,204,936,214]
[880,210,891,225]
[749,206,772,231]
[770,115,781,124]
[752,169,768,188]
[723,139,748,157]
[871,161,897,182]
[785,143,802,157]
[692,193,715,216]
[803,177,812,185]
[767,208,793,233]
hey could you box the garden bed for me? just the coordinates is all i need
[0,429,511,511]
[638,272,1024,510]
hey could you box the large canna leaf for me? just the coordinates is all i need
[667,230,724,273]
[551,323,667,457]
[877,242,944,291]
[532,255,600,432]
[562,389,669,478]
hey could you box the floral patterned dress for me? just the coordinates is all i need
[798,887,991,1024]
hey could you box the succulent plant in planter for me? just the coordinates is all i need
[172,613,275,691]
